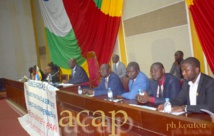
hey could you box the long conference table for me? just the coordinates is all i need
[3,78,214,136]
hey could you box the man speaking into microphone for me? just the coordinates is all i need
[44,65,60,83]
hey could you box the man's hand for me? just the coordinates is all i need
[157,104,164,112]
[117,95,123,99]
[82,88,94,95]
[136,92,150,103]
[172,106,183,112]
[174,61,179,66]
[62,80,68,83]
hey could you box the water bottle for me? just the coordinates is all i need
[164,98,172,113]
[138,89,144,95]
[107,88,113,101]
[78,86,82,95]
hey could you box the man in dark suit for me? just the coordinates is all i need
[66,58,89,84]
[112,54,126,78]
[82,64,125,96]
[136,62,181,104]
[158,57,214,113]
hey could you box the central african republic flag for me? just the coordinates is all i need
[39,0,123,74]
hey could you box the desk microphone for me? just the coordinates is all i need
[48,70,59,84]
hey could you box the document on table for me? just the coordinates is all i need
[58,83,73,87]
[129,104,186,115]
[171,111,186,116]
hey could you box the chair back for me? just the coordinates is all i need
[121,76,130,92]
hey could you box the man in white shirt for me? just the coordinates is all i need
[158,57,214,113]
[112,54,126,79]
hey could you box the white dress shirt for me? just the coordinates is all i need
[188,73,201,105]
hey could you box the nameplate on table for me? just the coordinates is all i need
[58,83,73,87]
[129,104,156,111]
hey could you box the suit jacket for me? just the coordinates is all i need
[94,72,126,96]
[146,73,181,104]
[170,73,214,113]
[122,71,149,100]
[68,65,89,84]
[112,62,126,78]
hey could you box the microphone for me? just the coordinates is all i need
[48,70,59,84]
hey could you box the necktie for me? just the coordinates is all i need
[72,69,75,79]
[159,85,163,98]
[105,78,108,89]
[114,64,117,73]
[157,85,160,98]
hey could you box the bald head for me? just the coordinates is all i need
[100,64,111,77]
[68,58,77,69]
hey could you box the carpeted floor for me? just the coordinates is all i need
[0,95,29,136]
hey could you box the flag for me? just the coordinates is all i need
[38,0,123,75]
[35,66,42,81]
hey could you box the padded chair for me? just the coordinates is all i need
[121,76,130,92]
[86,51,100,88]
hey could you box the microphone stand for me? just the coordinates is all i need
[48,70,59,84]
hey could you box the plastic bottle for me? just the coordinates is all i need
[138,89,144,95]
[78,86,82,95]
[164,98,172,113]
[107,88,113,101]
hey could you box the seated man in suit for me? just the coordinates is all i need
[63,58,89,85]
[44,65,60,83]
[112,54,126,78]
[158,57,214,113]
[82,64,125,96]
[136,62,181,104]
[121,62,149,99]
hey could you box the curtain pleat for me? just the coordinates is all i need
[187,0,214,73]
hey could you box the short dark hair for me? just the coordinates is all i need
[151,62,164,69]
[181,57,200,69]
[127,62,140,70]
[176,50,184,56]
[28,67,33,73]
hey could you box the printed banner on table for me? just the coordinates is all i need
[18,80,60,136]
